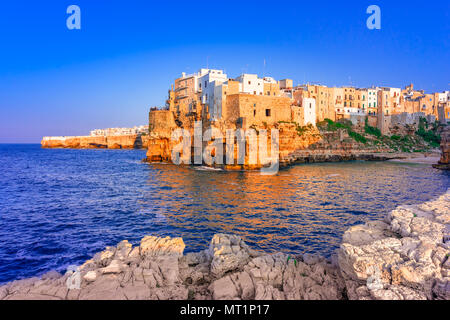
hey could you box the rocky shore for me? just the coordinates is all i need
[41,135,149,149]
[1,190,448,300]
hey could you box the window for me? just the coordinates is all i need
[254,110,256,116]
[205,81,207,88]
[267,91,270,95]
[253,91,256,95]
[248,81,251,85]
[266,109,271,117]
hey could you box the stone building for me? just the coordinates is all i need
[223,94,292,129]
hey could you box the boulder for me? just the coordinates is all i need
[140,236,185,257]
[208,234,252,277]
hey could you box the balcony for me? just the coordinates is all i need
[175,86,188,92]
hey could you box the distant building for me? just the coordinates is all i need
[90,125,148,137]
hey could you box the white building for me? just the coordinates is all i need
[380,87,401,108]
[367,88,378,114]
[437,91,449,103]
[302,97,316,125]
[234,74,264,96]
[89,125,148,137]
[197,69,228,120]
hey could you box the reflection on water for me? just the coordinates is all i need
[143,161,449,257]
[0,144,448,284]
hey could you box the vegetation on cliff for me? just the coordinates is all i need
[415,118,441,148]
[316,118,443,153]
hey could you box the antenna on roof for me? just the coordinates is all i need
[263,59,266,77]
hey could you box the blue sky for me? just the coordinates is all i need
[0,0,448,143]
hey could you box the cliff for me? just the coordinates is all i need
[433,126,450,170]
[144,118,442,167]
[41,135,149,150]
[1,190,448,300]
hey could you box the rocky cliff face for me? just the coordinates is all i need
[1,190,448,300]
[434,126,450,170]
[41,135,149,150]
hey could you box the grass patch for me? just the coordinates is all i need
[348,130,367,144]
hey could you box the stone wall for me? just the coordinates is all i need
[224,94,292,129]
[149,110,177,138]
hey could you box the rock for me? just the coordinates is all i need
[209,276,239,300]
[342,221,392,246]
[79,259,96,272]
[183,250,210,266]
[140,236,185,257]
[370,285,427,300]
[114,240,133,261]
[5,293,62,300]
[93,247,115,267]
[83,271,97,282]
[208,234,251,277]
[155,256,180,286]
[338,189,450,300]
[254,283,284,300]
[0,286,8,300]
[41,271,62,280]
[432,279,450,300]
[302,253,322,265]
[232,271,255,300]
[122,284,151,300]
[338,238,403,282]
[99,259,126,274]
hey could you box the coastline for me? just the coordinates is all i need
[41,135,149,150]
[1,189,448,300]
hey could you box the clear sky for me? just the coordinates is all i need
[0,0,448,143]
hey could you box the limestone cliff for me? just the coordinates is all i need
[433,126,450,170]
[41,135,149,150]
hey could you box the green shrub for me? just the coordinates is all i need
[416,120,441,148]
[321,118,351,131]
[364,119,381,138]
[348,130,367,144]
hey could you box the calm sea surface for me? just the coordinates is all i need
[0,144,448,284]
